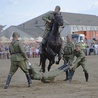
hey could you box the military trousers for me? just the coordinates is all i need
[73,61,88,73]
[9,60,28,76]
[63,57,74,80]
[42,29,50,44]
[68,61,89,82]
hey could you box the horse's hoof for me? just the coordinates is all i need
[56,61,59,64]
[48,68,50,71]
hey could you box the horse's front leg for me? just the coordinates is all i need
[47,60,53,71]
[41,58,46,73]
[56,52,62,64]
[47,45,55,64]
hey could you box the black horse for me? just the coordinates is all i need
[39,13,64,73]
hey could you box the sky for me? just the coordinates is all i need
[0,0,98,28]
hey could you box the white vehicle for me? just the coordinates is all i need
[72,34,85,43]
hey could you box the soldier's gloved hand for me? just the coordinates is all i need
[25,58,28,62]
[26,60,29,63]
[60,25,65,28]
[69,65,75,70]
[47,19,51,23]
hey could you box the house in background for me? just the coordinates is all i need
[61,12,98,40]
[0,26,32,38]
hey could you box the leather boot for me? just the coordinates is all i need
[4,74,12,89]
[68,70,74,83]
[64,71,69,81]
[26,73,32,87]
[85,72,89,82]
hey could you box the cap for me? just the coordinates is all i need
[66,34,72,38]
[75,43,80,47]
[12,32,20,37]
[55,6,61,10]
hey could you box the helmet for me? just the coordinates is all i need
[55,6,61,10]
[12,32,20,37]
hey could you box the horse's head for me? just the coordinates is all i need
[50,13,63,36]
[54,13,63,26]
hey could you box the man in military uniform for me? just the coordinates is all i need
[63,35,75,81]
[40,5,62,53]
[69,43,89,82]
[4,32,32,89]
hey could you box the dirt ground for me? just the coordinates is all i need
[0,55,98,98]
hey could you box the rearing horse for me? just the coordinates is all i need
[40,13,63,73]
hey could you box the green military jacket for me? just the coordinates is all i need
[73,49,86,65]
[63,41,74,59]
[9,40,28,61]
[42,11,54,32]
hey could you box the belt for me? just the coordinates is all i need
[64,54,72,56]
[11,52,21,55]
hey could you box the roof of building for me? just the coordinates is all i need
[2,12,98,38]
[61,12,98,26]
[1,26,32,38]
[18,11,98,27]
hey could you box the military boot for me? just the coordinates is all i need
[4,74,12,89]
[26,73,32,87]
[68,70,74,83]
[64,71,69,81]
[84,72,89,82]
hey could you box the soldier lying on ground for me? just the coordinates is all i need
[27,62,70,83]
